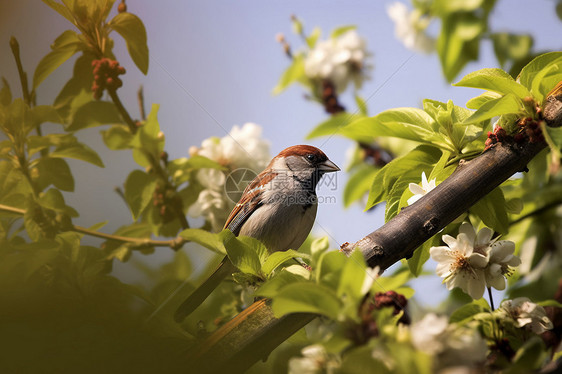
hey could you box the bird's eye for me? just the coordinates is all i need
[306,154,316,162]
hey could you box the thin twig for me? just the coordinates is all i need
[108,89,137,133]
[509,199,562,226]
[0,203,187,249]
[9,37,31,105]
[138,85,146,120]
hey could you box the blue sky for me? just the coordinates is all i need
[1,0,561,305]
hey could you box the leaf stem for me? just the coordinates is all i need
[0,203,187,250]
[108,89,137,133]
[509,199,562,226]
[137,85,146,120]
[488,287,495,311]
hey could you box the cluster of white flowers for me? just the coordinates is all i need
[498,297,554,334]
[288,345,341,374]
[411,313,487,370]
[430,222,521,299]
[387,2,435,54]
[304,29,371,93]
[188,123,270,231]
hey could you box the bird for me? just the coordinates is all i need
[174,145,340,322]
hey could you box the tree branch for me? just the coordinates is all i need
[187,93,562,374]
[0,203,186,250]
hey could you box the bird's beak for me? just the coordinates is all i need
[318,159,340,173]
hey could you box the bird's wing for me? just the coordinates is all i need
[223,170,277,235]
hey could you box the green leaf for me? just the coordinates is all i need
[261,249,306,276]
[50,143,105,167]
[255,269,305,298]
[41,0,75,23]
[470,187,509,234]
[224,236,263,276]
[366,145,442,210]
[408,235,439,277]
[271,282,342,319]
[437,13,482,82]
[454,68,531,98]
[337,249,368,300]
[306,27,321,48]
[372,267,412,293]
[307,112,361,140]
[449,298,490,324]
[355,94,368,116]
[540,122,562,159]
[31,105,63,125]
[0,77,11,106]
[179,228,232,254]
[131,104,163,167]
[109,12,149,74]
[433,0,484,13]
[344,108,448,149]
[466,91,502,109]
[33,30,82,89]
[100,125,133,150]
[124,170,156,220]
[518,52,562,90]
[331,25,356,39]
[530,59,562,102]
[273,54,306,95]
[35,157,74,192]
[68,101,123,131]
[37,188,78,217]
[463,93,523,124]
[343,164,378,207]
[491,33,533,69]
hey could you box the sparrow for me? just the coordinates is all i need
[174,145,340,321]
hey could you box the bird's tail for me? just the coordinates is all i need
[174,256,236,322]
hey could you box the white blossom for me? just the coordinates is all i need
[499,297,553,334]
[188,123,270,231]
[429,223,489,299]
[387,2,435,54]
[485,240,521,290]
[411,313,487,370]
[288,344,340,374]
[304,29,371,93]
[410,313,449,354]
[407,171,436,205]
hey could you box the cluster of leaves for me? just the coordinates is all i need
[412,0,546,81]
[0,1,240,370]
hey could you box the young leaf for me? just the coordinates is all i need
[470,187,509,234]
[407,235,440,277]
[50,143,105,167]
[491,33,533,69]
[255,270,305,298]
[178,229,232,254]
[466,91,501,110]
[306,27,321,48]
[68,101,123,131]
[42,0,75,23]
[35,157,74,192]
[306,112,360,140]
[454,68,531,98]
[271,282,342,319]
[518,52,562,90]
[124,170,156,220]
[449,298,490,324]
[224,236,263,276]
[108,12,149,74]
[33,30,82,89]
[101,125,133,150]
[0,77,11,106]
[337,249,368,300]
[261,249,306,276]
[331,25,356,39]
[273,54,306,95]
[463,93,523,124]
[343,164,378,207]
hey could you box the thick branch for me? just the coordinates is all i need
[189,94,562,374]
